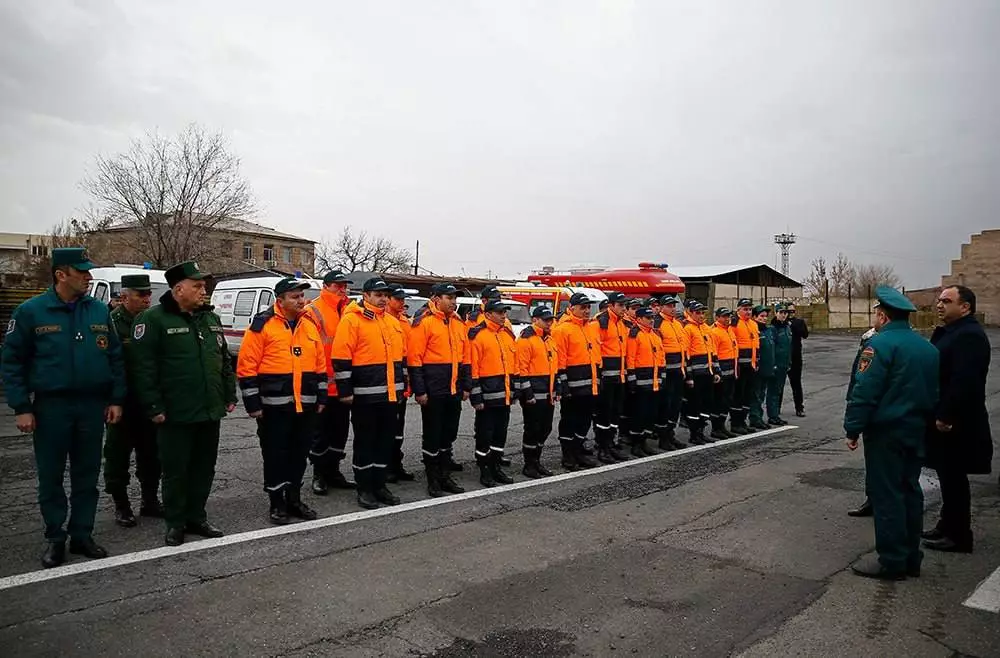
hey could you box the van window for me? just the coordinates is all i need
[234,291,257,317]
[258,290,274,313]
[93,282,110,303]
[304,288,320,301]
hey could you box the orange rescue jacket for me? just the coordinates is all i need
[516,325,559,403]
[626,325,663,392]
[305,289,349,397]
[683,317,715,377]
[467,317,519,407]
[407,300,470,397]
[732,317,759,369]
[552,314,601,397]
[591,310,628,383]
[710,324,739,378]
[331,301,405,404]
[654,312,687,376]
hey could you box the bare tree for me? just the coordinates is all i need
[78,124,256,268]
[803,257,827,297]
[316,226,413,274]
[23,220,91,285]
[829,253,855,296]
[852,263,901,294]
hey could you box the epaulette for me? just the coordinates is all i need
[363,308,375,320]
[652,316,663,329]
[597,312,610,330]
[249,308,275,333]
[629,325,641,339]
[468,325,485,341]
[520,326,537,339]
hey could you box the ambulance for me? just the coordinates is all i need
[86,266,169,305]
[211,276,322,357]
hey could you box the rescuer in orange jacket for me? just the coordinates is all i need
[516,305,560,479]
[709,308,740,440]
[331,278,406,510]
[731,298,760,434]
[552,292,602,471]
[653,295,688,450]
[408,283,470,497]
[467,299,520,487]
[683,301,720,445]
[305,270,355,495]
[386,284,416,484]
[590,291,630,463]
[626,307,664,457]
[237,278,326,525]
[618,297,643,441]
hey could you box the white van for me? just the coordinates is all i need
[87,266,169,305]
[210,276,322,357]
[456,297,531,335]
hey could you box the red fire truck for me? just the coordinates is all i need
[526,263,685,298]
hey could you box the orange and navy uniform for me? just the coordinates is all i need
[516,325,560,403]
[683,313,715,378]
[732,316,759,370]
[710,324,739,378]
[551,314,601,396]
[407,300,471,397]
[305,289,349,397]
[237,304,327,414]
[591,309,628,384]
[331,301,405,404]
[654,311,687,377]
[387,308,412,397]
[467,318,519,407]
[626,324,663,392]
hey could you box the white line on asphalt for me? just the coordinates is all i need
[0,425,796,592]
[964,566,1000,614]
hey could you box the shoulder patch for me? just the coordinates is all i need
[5,319,14,335]
[597,313,610,330]
[133,323,146,340]
[411,312,426,328]
[858,346,875,373]
[249,308,275,333]
[468,325,485,341]
[519,326,537,339]
[629,325,640,338]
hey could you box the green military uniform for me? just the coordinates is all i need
[845,287,939,578]
[766,304,792,423]
[130,261,237,540]
[749,306,774,428]
[104,274,162,520]
[0,248,126,550]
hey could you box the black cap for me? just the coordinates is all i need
[531,306,555,320]
[684,299,699,309]
[606,291,627,304]
[430,283,459,296]
[626,298,642,308]
[689,302,707,312]
[481,285,501,300]
[322,270,352,285]
[569,292,591,307]
[715,307,733,317]
[386,283,408,299]
[483,299,510,313]
[635,307,655,319]
[643,297,659,306]
[660,295,680,305]
[737,298,753,308]
[275,277,311,296]
[362,277,391,292]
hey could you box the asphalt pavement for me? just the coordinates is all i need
[1,331,998,657]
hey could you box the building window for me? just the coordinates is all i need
[31,245,49,257]
[243,243,253,261]
[282,246,293,263]
[263,244,275,262]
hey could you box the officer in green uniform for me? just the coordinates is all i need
[0,247,126,568]
[104,273,163,527]
[846,327,878,518]
[844,286,939,580]
[130,261,237,546]
[766,303,792,425]
[748,305,774,430]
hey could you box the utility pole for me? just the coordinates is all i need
[414,240,419,276]
[774,233,797,276]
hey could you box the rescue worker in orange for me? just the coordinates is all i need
[552,293,601,471]
[467,299,520,487]
[409,283,469,497]
[591,291,630,463]
[683,302,721,445]
[465,285,501,330]
[517,305,560,479]
[306,270,355,494]
[709,308,740,440]
[731,298,759,434]
[618,297,643,441]
[237,278,326,524]
[653,295,687,450]
[332,278,405,510]
[626,307,664,456]
[386,284,415,484]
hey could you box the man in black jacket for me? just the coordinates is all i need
[787,304,809,417]
[923,286,993,553]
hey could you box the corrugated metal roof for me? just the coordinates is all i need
[668,264,771,279]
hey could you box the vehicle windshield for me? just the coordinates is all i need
[506,304,530,325]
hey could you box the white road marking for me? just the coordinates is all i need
[964,566,1000,613]
[0,425,796,592]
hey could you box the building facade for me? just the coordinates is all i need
[941,229,1000,325]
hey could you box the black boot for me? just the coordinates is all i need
[535,449,554,477]
[326,461,357,489]
[630,434,646,458]
[112,493,137,528]
[139,495,164,518]
[639,433,660,456]
[689,424,708,445]
[311,465,329,496]
[522,450,542,479]
[41,541,66,569]
[597,444,616,464]
[269,490,290,525]
[722,421,740,439]
[575,441,599,468]
[426,463,445,497]
[609,440,630,461]
[357,489,380,509]
[69,537,109,559]
[560,442,581,471]
[286,488,318,520]
[479,463,497,487]
[667,426,687,449]
[165,527,185,546]
[374,485,401,506]
[491,456,514,485]
[709,418,729,441]
[442,452,464,472]
[438,459,466,494]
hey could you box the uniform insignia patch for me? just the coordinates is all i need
[96,334,108,349]
[35,324,62,335]
[5,319,13,335]
[292,346,302,356]
[217,334,225,347]
[133,323,146,340]
[858,346,875,373]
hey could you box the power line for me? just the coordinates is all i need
[796,235,942,263]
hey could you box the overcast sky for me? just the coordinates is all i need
[1,1,998,287]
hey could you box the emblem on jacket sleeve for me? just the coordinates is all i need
[134,323,146,340]
[96,334,109,349]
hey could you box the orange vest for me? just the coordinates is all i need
[710,324,738,377]
[516,326,559,402]
[683,320,714,375]
[331,301,404,403]
[732,316,759,368]
[591,310,628,383]
[626,325,663,391]
[468,318,518,407]
[407,301,469,397]
[552,314,601,396]
[305,289,348,396]
[655,312,687,376]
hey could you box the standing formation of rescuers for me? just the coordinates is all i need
[1,250,797,568]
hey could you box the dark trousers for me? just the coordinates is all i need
[712,376,735,425]
[684,374,713,430]
[475,406,511,465]
[32,396,105,542]
[619,387,635,439]
[935,465,973,547]
[594,379,624,445]
[750,375,771,424]
[789,353,804,411]
[393,398,407,468]
[350,401,395,491]
[559,394,595,444]
[656,371,685,434]
[629,390,657,438]
[256,406,316,494]
[522,400,555,451]
[310,400,350,472]
[864,435,923,572]
[732,367,756,425]
[766,367,788,420]
[104,407,160,501]
[420,395,463,464]
[158,421,221,531]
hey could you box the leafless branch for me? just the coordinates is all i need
[316,226,413,275]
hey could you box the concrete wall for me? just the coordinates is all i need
[711,283,804,310]
[941,229,1000,325]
